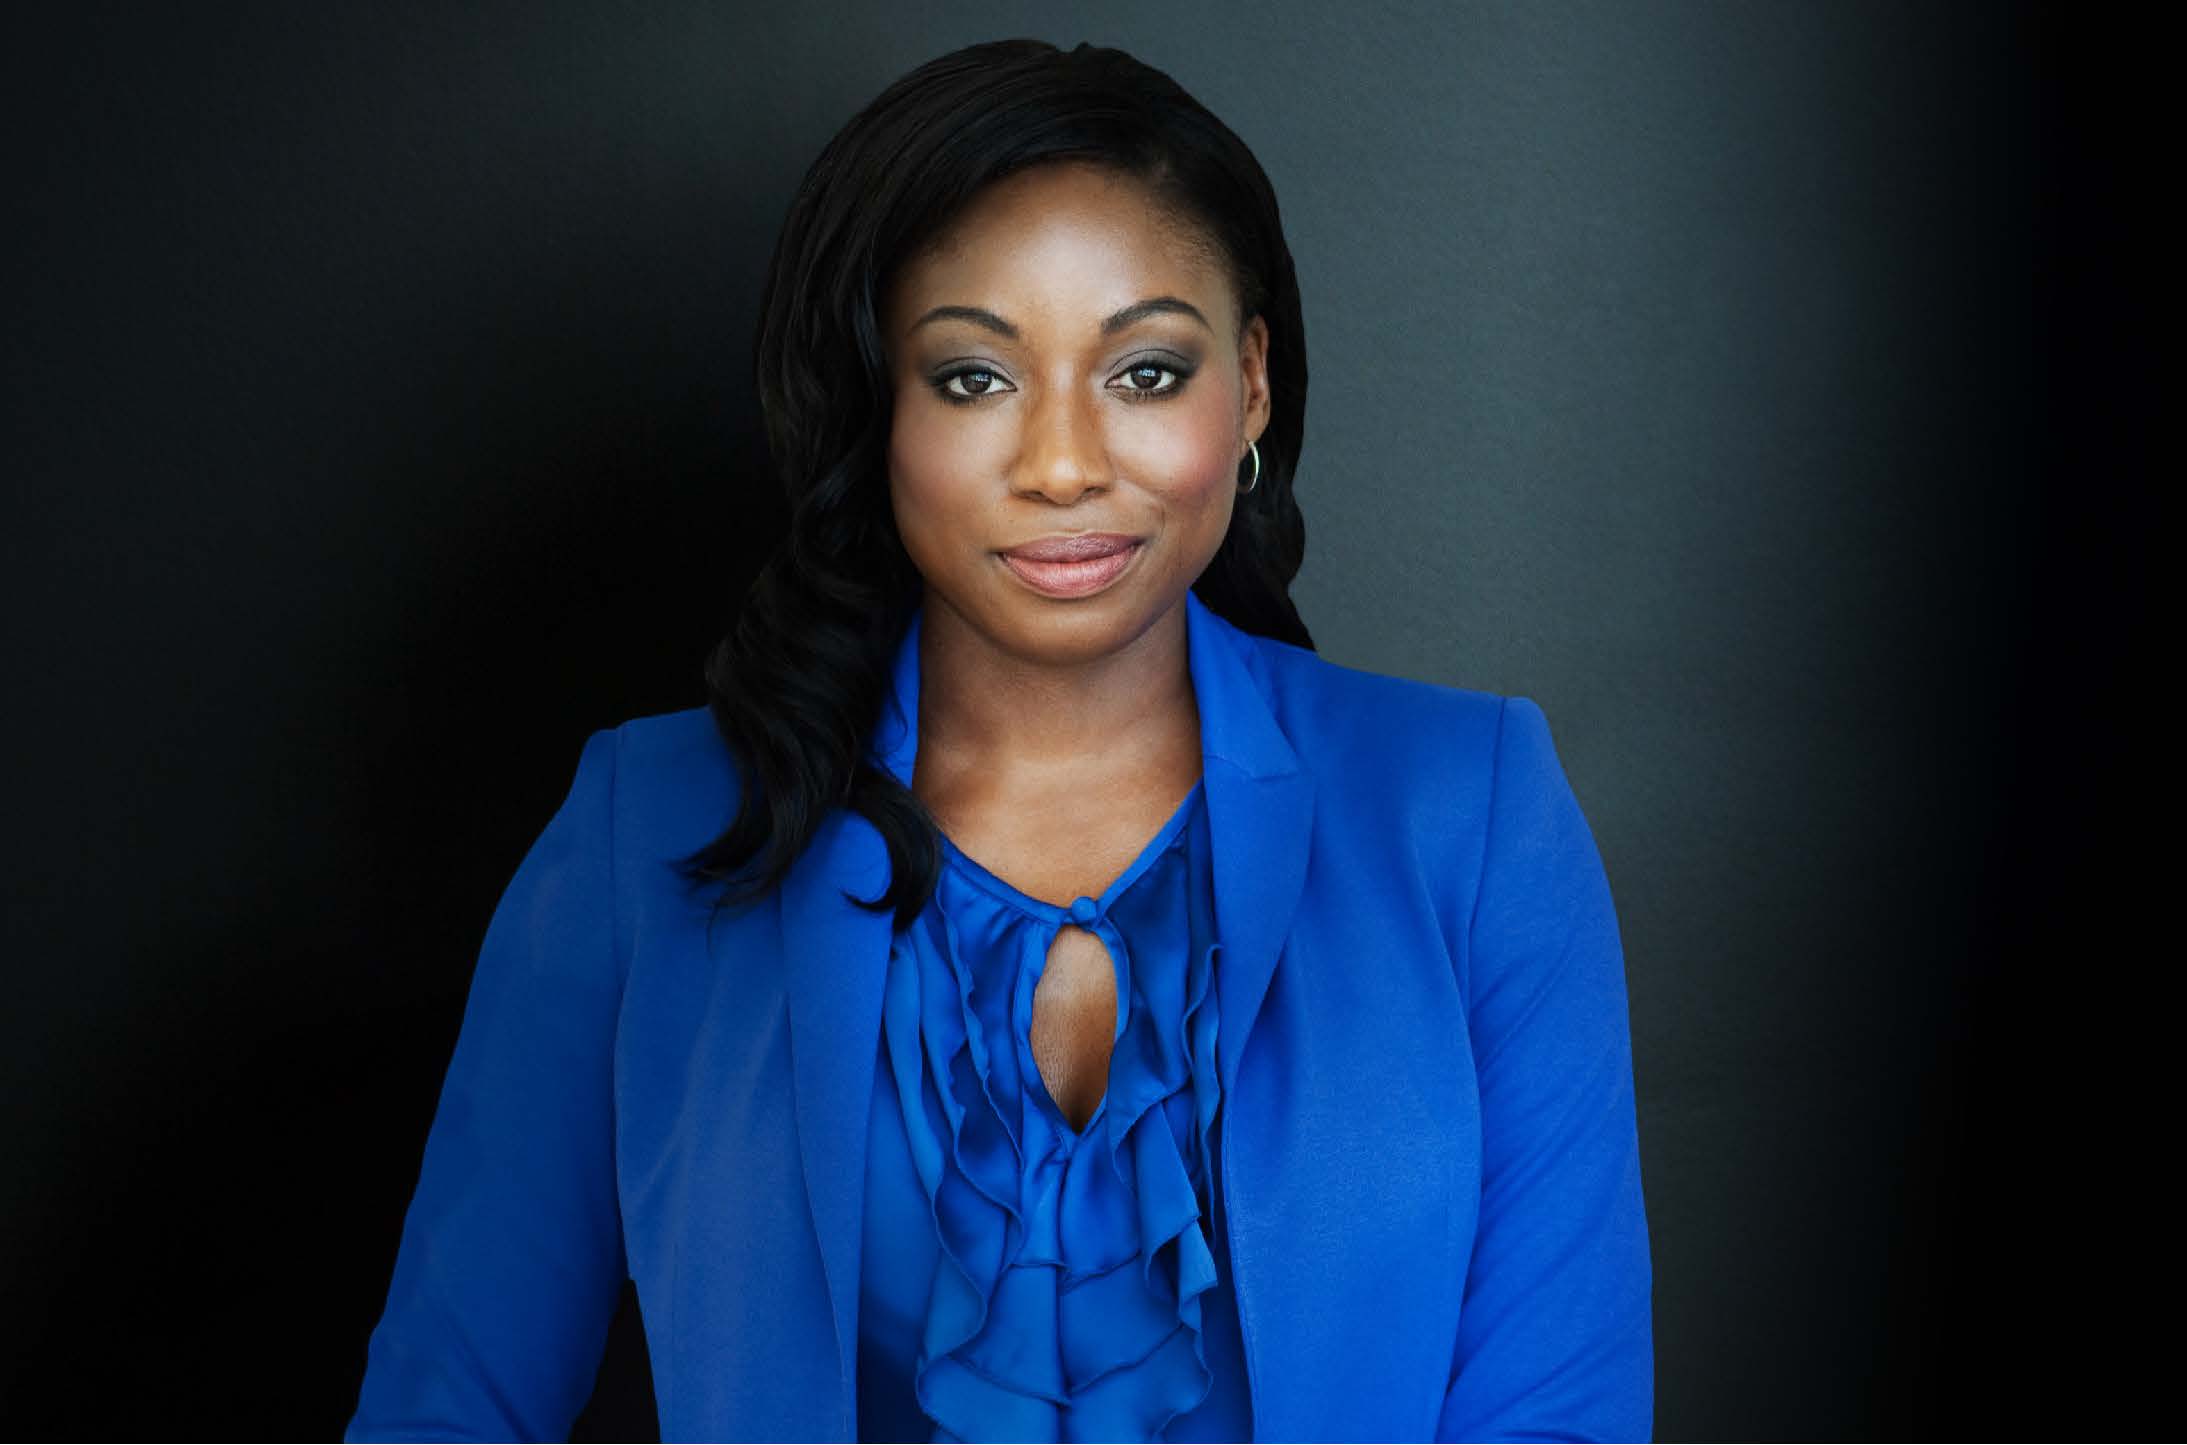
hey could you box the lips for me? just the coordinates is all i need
[999,533,1142,563]
[996,536,1145,599]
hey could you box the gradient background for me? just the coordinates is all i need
[3,3,2156,1439]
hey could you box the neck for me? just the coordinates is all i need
[913,590,1200,789]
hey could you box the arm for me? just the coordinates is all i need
[347,728,629,1443]
[1437,696,1654,1443]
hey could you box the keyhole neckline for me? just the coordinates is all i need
[932,777,1205,930]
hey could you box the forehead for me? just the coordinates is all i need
[885,162,1231,332]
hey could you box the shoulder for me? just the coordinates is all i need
[1224,628,1593,870]
[1233,627,1511,791]
[582,704,743,858]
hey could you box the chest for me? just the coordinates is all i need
[915,768,1205,1134]
[922,774,1197,905]
[616,820,1477,1443]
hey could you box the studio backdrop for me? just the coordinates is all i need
[7,2,2141,1440]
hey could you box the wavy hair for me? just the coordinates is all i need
[675,38,1314,934]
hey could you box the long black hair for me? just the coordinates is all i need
[675,38,1313,934]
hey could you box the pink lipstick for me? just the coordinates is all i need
[997,533,1144,599]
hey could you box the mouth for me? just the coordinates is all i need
[996,537,1146,599]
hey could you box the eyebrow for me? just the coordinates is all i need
[908,295,1213,340]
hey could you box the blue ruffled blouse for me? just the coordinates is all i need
[856,777,1256,1443]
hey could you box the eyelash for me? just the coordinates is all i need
[929,358,1194,407]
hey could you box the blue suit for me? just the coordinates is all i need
[347,588,1653,1442]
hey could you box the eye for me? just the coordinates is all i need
[933,366,1014,404]
[1111,358,1191,400]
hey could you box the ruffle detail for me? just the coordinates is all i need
[878,789,1223,1443]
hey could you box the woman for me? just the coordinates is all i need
[347,38,1652,1445]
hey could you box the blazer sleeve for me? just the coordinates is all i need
[1436,696,1655,1443]
[346,728,629,1443]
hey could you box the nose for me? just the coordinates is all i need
[1011,378,1113,503]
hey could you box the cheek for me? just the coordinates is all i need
[888,394,949,499]
[888,405,975,550]
[1125,383,1240,507]
[889,385,1016,492]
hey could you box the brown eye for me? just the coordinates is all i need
[1112,359,1190,399]
[932,366,1015,405]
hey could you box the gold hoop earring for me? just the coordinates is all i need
[1239,440,1262,494]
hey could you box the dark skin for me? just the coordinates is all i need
[881,160,1272,1132]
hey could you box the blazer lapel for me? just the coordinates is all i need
[778,801,894,1441]
[779,587,1315,1438]
[777,599,927,1438]
[1183,590,1317,1445]
[1181,590,1316,1108]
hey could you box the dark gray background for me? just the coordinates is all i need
[4,2,2156,1439]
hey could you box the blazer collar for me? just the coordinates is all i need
[778,586,1315,1438]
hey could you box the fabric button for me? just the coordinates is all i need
[1068,895,1101,926]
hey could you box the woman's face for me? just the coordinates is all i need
[881,161,1270,667]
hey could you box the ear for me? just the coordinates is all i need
[1239,313,1272,450]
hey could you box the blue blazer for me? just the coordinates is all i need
[347,589,1653,1443]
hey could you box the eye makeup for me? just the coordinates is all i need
[927,352,1200,407]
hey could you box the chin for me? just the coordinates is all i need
[1004,583,1182,653]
